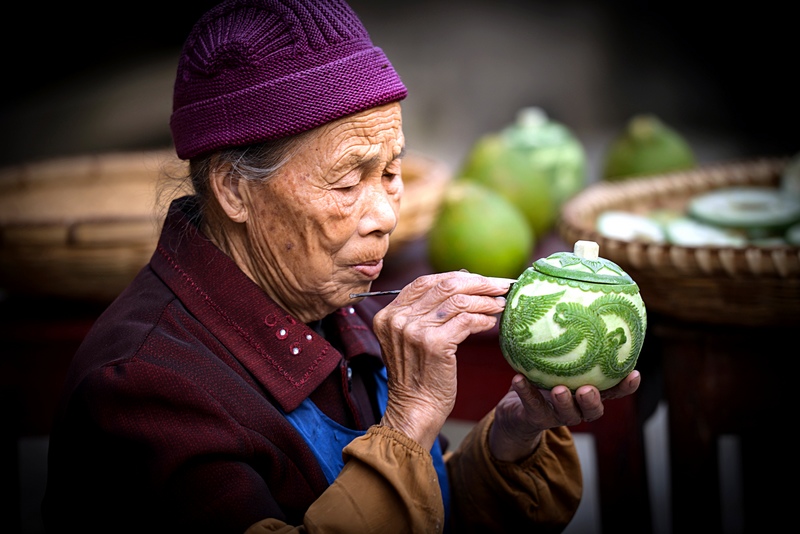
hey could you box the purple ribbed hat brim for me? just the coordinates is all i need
[171,45,406,160]
[170,47,408,159]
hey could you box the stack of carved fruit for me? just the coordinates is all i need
[427,107,587,278]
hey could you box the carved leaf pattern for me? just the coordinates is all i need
[500,288,645,382]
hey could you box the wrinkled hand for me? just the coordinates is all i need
[489,371,642,462]
[373,272,510,450]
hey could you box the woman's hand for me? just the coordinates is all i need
[489,371,642,462]
[373,272,510,450]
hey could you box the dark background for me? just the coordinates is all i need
[0,0,796,171]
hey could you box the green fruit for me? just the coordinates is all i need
[499,241,647,391]
[786,222,800,245]
[687,186,800,233]
[664,217,748,247]
[780,151,800,197]
[602,114,696,181]
[427,181,534,278]
[458,107,587,240]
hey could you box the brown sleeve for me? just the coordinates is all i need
[445,410,583,534]
[245,425,445,534]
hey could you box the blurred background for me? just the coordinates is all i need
[0,0,796,169]
[1,1,796,533]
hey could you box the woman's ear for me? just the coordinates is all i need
[209,165,249,223]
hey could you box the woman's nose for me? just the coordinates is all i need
[361,182,400,236]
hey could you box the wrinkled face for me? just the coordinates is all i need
[244,103,404,322]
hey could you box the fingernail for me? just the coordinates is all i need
[578,389,597,403]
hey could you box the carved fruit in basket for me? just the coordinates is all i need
[456,107,587,240]
[602,114,695,181]
[781,150,800,196]
[687,186,800,238]
[427,181,533,279]
[499,240,646,391]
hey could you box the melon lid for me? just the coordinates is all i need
[532,240,634,284]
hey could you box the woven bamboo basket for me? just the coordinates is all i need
[558,157,800,327]
[0,149,450,302]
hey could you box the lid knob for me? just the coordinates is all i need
[574,240,599,260]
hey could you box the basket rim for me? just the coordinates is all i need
[558,157,800,279]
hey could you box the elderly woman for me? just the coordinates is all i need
[42,1,640,533]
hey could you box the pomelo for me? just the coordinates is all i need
[602,114,695,181]
[457,107,587,240]
[427,181,534,279]
[499,240,647,391]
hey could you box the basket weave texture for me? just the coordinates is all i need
[0,149,450,302]
[558,157,800,327]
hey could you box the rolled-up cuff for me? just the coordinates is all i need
[301,425,444,533]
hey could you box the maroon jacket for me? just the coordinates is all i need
[43,196,582,534]
[42,196,390,532]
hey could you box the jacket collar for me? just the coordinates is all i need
[150,196,382,412]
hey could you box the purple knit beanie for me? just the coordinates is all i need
[170,0,408,160]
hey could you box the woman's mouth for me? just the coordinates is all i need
[353,259,384,279]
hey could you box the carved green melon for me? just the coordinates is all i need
[499,240,647,391]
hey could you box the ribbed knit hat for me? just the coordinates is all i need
[170,0,408,160]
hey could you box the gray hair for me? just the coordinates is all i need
[156,130,313,228]
[191,132,311,200]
